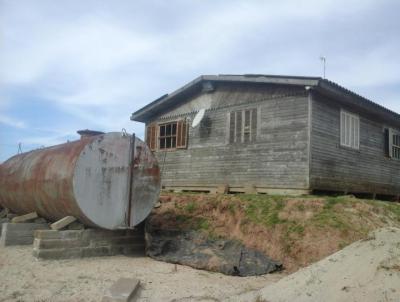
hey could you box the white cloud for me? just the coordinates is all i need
[0,114,26,129]
[0,0,399,160]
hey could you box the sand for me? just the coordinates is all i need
[2,227,399,302]
[230,227,400,302]
[0,246,282,302]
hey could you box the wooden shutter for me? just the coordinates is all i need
[229,112,235,144]
[176,119,188,149]
[384,128,390,157]
[251,108,257,142]
[388,128,394,158]
[146,123,157,151]
[235,111,242,143]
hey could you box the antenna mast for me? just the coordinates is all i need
[320,56,326,78]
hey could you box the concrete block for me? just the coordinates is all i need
[34,229,83,240]
[33,238,89,250]
[82,229,130,240]
[50,216,77,230]
[11,212,38,223]
[102,278,140,302]
[92,236,144,247]
[0,223,49,246]
[32,228,145,260]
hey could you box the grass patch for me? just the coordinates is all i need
[242,194,287,227]
[184,201,198,213]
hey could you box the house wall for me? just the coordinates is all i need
[147,83,311,192]
[310,92,400,195]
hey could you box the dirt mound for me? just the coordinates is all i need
[239,227,400,302]
[153,193,400,272]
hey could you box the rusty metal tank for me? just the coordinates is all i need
[0,132,160,230]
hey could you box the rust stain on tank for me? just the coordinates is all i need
[0,133,161,229]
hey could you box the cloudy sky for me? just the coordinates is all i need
[1,0,399,161]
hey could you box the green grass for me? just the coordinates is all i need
[184,201,198,213]
[241,194,287,227]
[167,192,400,244]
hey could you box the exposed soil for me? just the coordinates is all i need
[153,193,400,272]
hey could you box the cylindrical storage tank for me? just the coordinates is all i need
[0,132,160,230]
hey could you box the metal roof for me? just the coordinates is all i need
[130,74,400,125]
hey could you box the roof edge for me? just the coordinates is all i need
[131,74,321,122]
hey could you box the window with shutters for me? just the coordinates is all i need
[389,129,400,160]
[229,108,257,144]
[146,119,188,151]
[340,110,359,150]
[159,122,177,150]
[392,133,400,159]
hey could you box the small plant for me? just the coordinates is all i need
[184,202,198,213]
[297,204,306,211]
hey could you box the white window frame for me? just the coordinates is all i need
[340,110,360,150]
[389,128,400,160]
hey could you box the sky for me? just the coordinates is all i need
[1,0,400,162]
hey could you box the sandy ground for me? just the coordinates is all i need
[230,227,400,302]
[0,246,283,302]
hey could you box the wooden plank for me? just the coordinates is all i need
[11,212,38,223]
[50,216,77,230]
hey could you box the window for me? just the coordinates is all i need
[146,119,188,151]
[387,128,400,159]
[159,122,177,149]
[340,110,359,149]
[392,132,400,159]
[229,108,257,144]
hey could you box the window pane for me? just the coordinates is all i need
[160,125,165,137]
[166,137,171,148]
[166,124,171,136]
[160,138,165,149]
[244,110,251,128]
[172,137,176,148]
[172,123,177,135]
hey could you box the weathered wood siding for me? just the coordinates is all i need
[310,93,400,195]
[148,83,310,190]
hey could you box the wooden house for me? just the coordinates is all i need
[131,75,400,198]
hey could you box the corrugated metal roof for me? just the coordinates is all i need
[130,74,400,124]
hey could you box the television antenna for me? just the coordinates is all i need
[192,109,206,128]
[320,56,326,78]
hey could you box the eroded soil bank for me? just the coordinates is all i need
[153,193,400,272]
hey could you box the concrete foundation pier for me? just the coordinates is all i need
[33,228,145,260]
[0,222,49,246]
